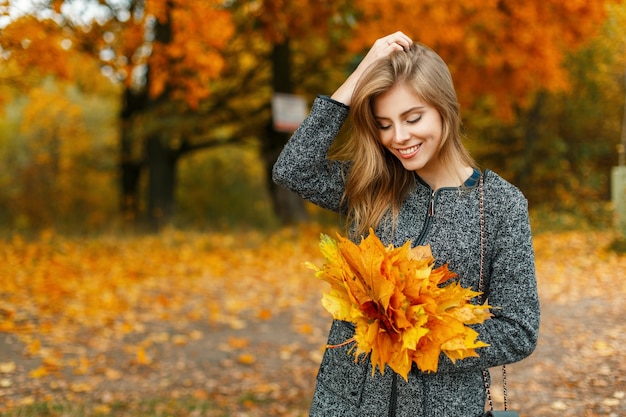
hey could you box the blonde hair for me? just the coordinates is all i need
[341,43,476,237]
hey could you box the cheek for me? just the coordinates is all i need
[420,119,444,141]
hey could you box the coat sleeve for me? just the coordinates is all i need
[436,180,540,373]
[272,95,350,213]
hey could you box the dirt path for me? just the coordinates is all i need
[496,297,624,417]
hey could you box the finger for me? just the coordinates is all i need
[384,32,413,50]
[386,39,411,51]
[394,31,413,44]
[386,40,405,51]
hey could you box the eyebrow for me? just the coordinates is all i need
[374,106,425,120]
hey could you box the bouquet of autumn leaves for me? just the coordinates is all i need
[307,230,492,381]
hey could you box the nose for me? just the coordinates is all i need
[393,124,411,143]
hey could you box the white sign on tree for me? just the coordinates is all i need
[272,93,307,133]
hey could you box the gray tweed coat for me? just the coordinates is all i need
[272,96,540,417]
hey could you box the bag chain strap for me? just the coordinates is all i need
[478,174,509,412]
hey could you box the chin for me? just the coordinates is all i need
[399,161,421,172]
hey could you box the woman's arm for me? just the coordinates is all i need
[272,96,350,213]
[437,183,540,373]
[479,191,540,366]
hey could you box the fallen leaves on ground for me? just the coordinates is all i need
[0,226,624,416]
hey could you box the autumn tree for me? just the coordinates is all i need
[1,0,235,230]
[1,0,353,228]
[470,1,626,218]
[0,8,122,230]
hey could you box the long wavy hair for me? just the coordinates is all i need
[340,43,476,237]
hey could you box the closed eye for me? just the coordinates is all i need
[407,115,422,124]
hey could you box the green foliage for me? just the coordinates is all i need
[175,144,278,230]
[608,236,626,254]
[0,79,119,234]
[529,203,614,235]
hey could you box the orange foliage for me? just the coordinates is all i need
[247,0,349,43]
[0,0,234,110]
[0,16,73,81]
[5,79,118,230]
[344,0,611,119]
[144,1,234,107]
[1,0,614,117]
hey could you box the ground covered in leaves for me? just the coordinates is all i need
[0,226,624,416]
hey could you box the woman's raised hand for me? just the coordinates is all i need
[331,31,413,106]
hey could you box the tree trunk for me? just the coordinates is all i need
[119,88,147,226]
[262,39,309,225]
[518,91,546,193]
[120,157,142,223]
[118,3,172,230]
[146,135,178,231]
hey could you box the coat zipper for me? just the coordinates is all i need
[388,373,398,417]
[416,188,436,245]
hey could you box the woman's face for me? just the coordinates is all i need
[372,82,444,176]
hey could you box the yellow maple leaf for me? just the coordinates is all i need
[320,289,353,322]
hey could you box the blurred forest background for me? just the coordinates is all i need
[1,0,625,236]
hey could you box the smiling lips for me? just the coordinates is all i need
[397,144,421,158]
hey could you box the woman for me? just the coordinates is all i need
[273,32,540,417]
